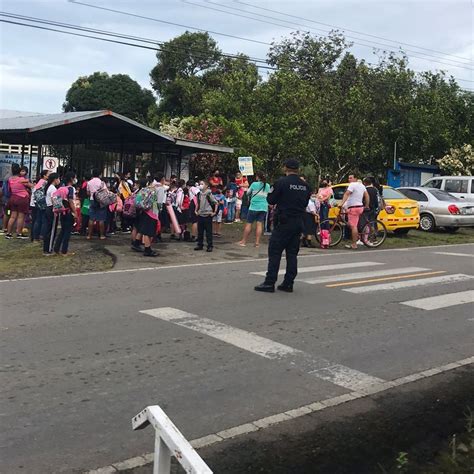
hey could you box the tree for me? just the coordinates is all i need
[150,32,221,116]
[437,144,474,175]
[63,72,156,124]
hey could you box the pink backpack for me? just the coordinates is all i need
[320,229,331,249]
[123,193,137,218]
[52,186,72,214]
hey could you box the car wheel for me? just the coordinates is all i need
[393,228,410,236]
[419,214,436,232]
[444,226,459,233]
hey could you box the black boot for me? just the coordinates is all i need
[254,282,275,293]
[277,283,294,293]
[143,247,158,257]
[194,246,204,251]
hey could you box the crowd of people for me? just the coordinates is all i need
[0,162,384,258]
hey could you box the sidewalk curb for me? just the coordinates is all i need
[84,356,474,473]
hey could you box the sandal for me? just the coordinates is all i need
[344,244,358,250]
[237,242,247,247]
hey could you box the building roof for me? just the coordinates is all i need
[398,161,439,171]
[0,109,43,119]
[0,110,234,155]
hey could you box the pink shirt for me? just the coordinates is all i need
[317,187,333,202]
[87,177,103,197]
[34,178,46,190]
[9,176,30,198]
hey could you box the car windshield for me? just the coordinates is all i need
[382,187,407,199]
[429,189,461,202]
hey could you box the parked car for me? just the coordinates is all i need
[421,176,474,202]
[330,184,420,234]
[398,187,474,232]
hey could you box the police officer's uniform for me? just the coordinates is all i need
[255,159,312,293]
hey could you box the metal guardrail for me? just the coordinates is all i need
[132,405,213,474]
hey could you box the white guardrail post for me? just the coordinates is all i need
[132,405,213,474]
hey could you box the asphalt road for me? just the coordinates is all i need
[1,243,473,473]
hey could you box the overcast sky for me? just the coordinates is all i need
[0,0,472,114]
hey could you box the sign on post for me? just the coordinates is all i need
[43,157,59,172]
[238,156,254,176]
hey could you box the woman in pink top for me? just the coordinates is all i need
[317,180,333,230]
[6,164,33,239]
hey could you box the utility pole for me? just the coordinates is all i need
[393,140,398,169]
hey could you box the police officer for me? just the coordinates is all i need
[255,159,312,293]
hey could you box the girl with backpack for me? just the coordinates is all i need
[30,169,50,242]
[42,173,60,255]
[52,172,78,256]
[5,164,34,240]
[131,178,159,257]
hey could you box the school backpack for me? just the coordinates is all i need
[94,183,117,208]
[123,193,137,218]
[135,187,155,211]
[52,186,71,214]
[33,183,47,210]
[181,195,190,210]
[320,229,331,249]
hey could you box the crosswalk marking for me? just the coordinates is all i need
[343,273,474,294]
[326,271,446,288]
[434,252,474,258]
[401,290,474,311]
[140,307,385,392]
[250,261,384,277]
[299,267,428,285]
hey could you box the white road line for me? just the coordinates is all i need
[87,355,474,474]
[299,267,428,285]
[401,290,474,311]
[250,261,384,276]
[1,242,473,284]
[139,307,384,392]
[343,273,474,294]
[434,252,474,257]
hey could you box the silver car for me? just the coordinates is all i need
[398,187,474,232]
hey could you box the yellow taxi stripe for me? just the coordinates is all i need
[326,271,446,288]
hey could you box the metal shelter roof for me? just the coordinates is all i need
[0,110,234,155]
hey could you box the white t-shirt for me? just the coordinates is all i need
[306,199,318,214]
[46,185,57,206]
[345,182,366,207]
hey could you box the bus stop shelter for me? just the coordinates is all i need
[0,110,234,179]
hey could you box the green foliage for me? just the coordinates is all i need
[63,72,156,124]
[437,144,474,175]
[150,31,221,116]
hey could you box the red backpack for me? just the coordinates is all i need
[181,195,190,210]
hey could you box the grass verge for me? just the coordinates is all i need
[0,236,114,280]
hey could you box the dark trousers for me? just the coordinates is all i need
[54,213,74,254]
[265,217,303,286]
[81,213,89,235]
[32,208,46,240]
[197,215,213,249]
[319,202,330,230]
[43,207,56,253]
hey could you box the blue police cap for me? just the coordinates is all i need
[284,159,300,170]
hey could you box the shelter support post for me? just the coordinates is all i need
[28,147,33,179]
[21,144,25,167]
[38,144,43,172]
